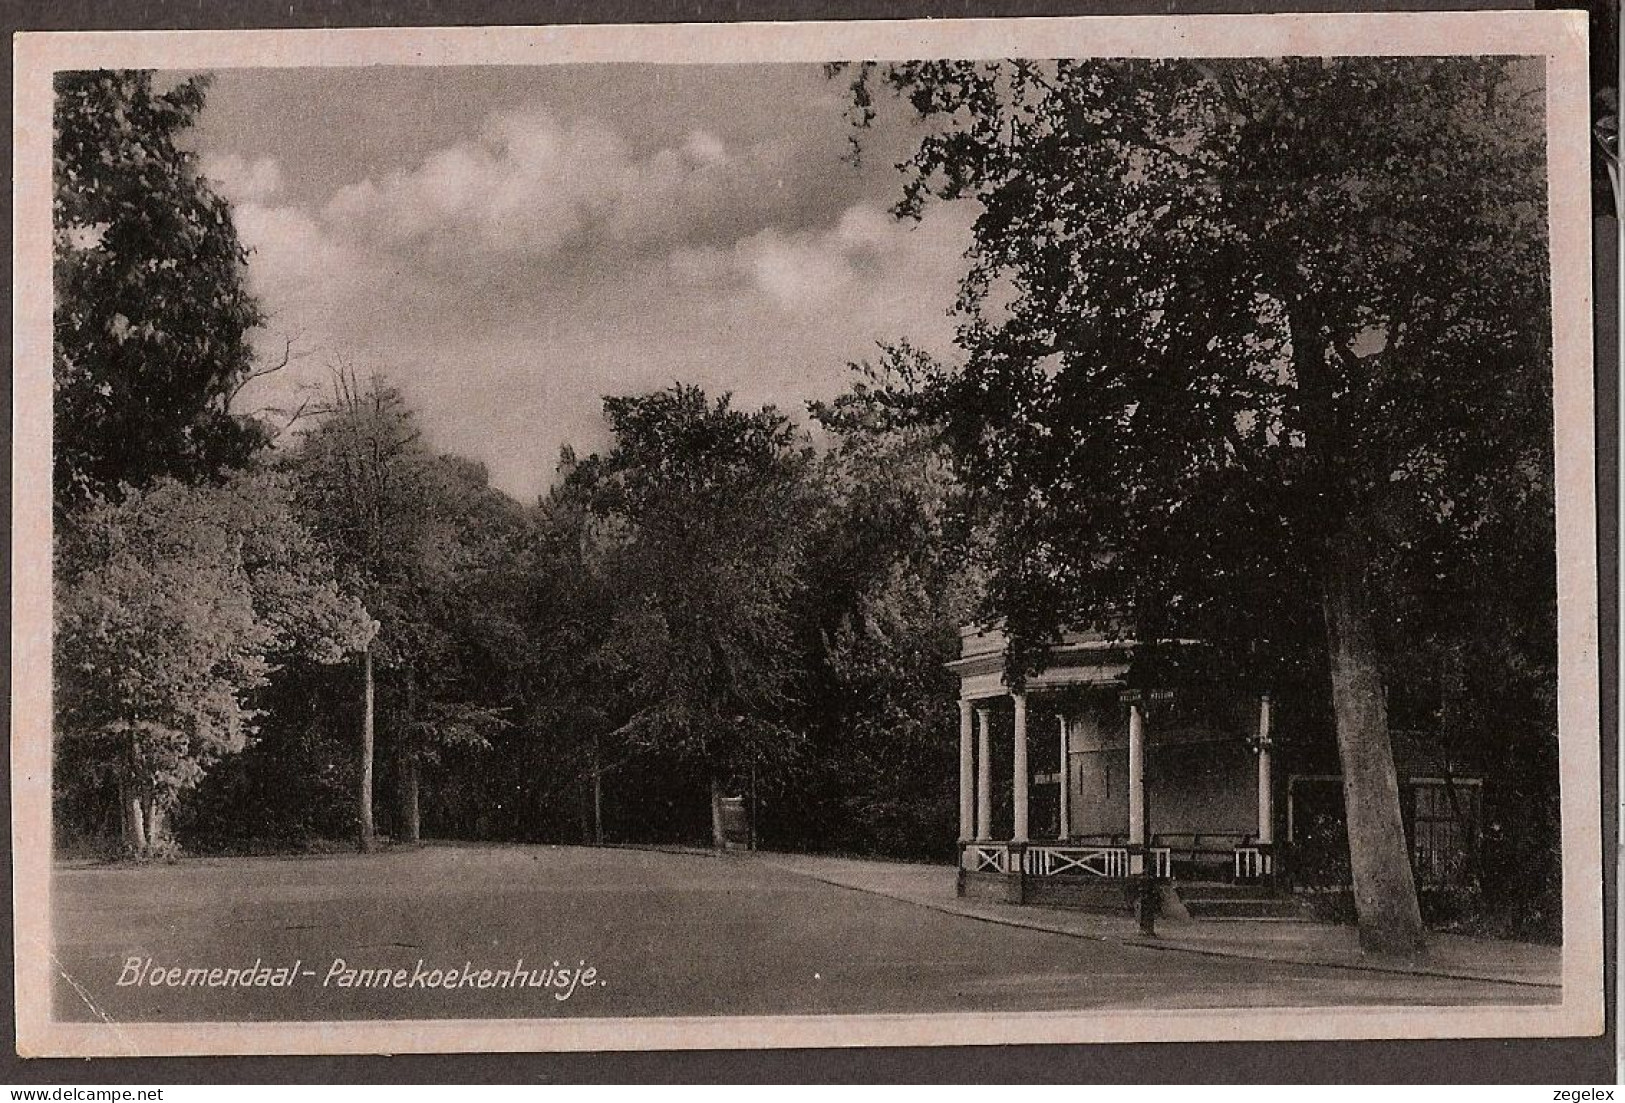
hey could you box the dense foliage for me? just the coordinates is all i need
[54,474,373,854]
[832,56,1555,945]
[577,387,814,798]
[53,71,268,514]
[51,72,374,857]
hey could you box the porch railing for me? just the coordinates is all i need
[1019,845,1173,879]
[1234,845,1274,880]
[963,843,1009,873]
[964,842,1172,879]
[1022,844,1129,878]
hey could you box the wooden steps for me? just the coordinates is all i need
[1174,881,1312,922]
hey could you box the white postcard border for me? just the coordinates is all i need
[11,12,1603,1057]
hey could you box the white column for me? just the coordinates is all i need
[1127,699,1146,873]
[1011,693,1029,843]
[958,699,974,844]
[1257,694,1274,845]
[975,705,993,841]
[1057,714,1071,840]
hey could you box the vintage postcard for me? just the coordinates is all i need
[11,13,1603,1057]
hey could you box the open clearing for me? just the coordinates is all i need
[52,843,1554,1022]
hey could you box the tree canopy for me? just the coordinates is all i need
[53,71,269,514]
[837,56,1548,665]
[570,385,815,807]
[286,367,520,845]
[837,55,1552,950]
[54,472,373,852]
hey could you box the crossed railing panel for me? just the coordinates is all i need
[1023,845,1130,878]
[964,844,1008,873]
[967,843,1173,879]
[1023,845,1172,878]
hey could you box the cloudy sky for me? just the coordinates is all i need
[187,65,975,503]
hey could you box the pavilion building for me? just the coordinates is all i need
[947,624,1482,919]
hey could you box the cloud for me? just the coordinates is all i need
[203,153,284,204]
[322,109,623,253]
[218,95,976,503]
[317,104,848,267]
[669,201,973,314]
[232,200,368,331]
[744,233,854,308]
[682,130,728,165]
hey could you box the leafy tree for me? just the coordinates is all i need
[770,349,984,857]
[839,57,1550,951]
[288,367,514,848]
[53,71,269,513]
[383,453,524,842]
[178,451,528,854]
[287,366,421,849]
[53,473,373,855]
[169,664,369,854]
[572,385,814,847]
[488,447,627,845]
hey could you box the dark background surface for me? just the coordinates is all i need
[1,0,1616,1085]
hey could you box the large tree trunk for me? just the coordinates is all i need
[118,774,146,854]
[709,776,727,851]
[748,758,758,852]
[400,755,420,845]
[397,673,420,844]
[576,779,591,844]
[143,798,164,850]
[1321,527,1427,954]
[591,733,603,845]
[359,644,375,852]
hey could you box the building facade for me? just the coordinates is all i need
[947,624,1481,917]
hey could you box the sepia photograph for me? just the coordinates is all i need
[9,13,1605,1058]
